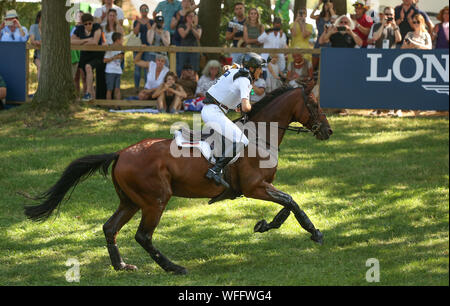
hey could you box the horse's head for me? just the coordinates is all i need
[294,87,333,141]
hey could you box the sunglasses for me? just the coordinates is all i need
[385,13,393,16]
[141,8,149,12]
[84,22,92,26]
[412,21,420,24]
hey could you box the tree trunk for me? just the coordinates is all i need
[263,0,273,24]
[31,0,76,112]
[332,0,347,16]
[198,0,223,61]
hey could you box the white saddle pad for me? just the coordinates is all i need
[174,130,240,165]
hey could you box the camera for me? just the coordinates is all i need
[5,19,15,26]
[387,17,393,22]
[155,15,164,29]
[337,26,346,31]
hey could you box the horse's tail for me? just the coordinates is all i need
[24,153,119,222]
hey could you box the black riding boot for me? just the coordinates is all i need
[205,156,233,189]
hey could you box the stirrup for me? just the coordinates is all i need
[206,169,230,189]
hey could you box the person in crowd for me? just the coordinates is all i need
[250,75,266,104]
[243,8,264,48]
[148,15,171,63]
[196,60,222,98]
[71,13,105,101]
[432,6,449,49]
[0,10,28,42]
[258,17,288,75]
[367,7,384,48]
[152,71,187,113]
[412,0,434,35]
[290,8,313,62]
[177,10,202,76]
[134,52,170,100]
[351,0,373,47]
[71,10,87,98]
[287,53,313,89]
[104,32,124,100]
[226,2,247,64]
[171,0,195,41]
[319,15,363,48]
[103,8,124,45]
[94,0,124,27]
[401,13,432,50]
[133,4,154,94]
[367,6,403,117]
[0,74,6,110]
[171,0,196,77]
[310,0,337,70]
[266,54,284,93]
[177,64,198,100]
[153,0,182,38]
[369,6,402,49]
[395,0,420,44]
[29,11,42,79]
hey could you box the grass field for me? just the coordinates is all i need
[0,107,448,286]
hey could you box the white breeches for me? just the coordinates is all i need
[201,104,249,150]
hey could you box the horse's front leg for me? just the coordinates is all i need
[254,208,290,233]
[246,182,323,245]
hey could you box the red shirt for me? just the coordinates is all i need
[354,14,373,47]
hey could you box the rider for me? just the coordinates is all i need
[202,53,265,188]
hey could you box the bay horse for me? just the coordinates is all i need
[23,86,333,275]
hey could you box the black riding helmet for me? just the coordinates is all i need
[236,53,266,82]
[241,52,266,70]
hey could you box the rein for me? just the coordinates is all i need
[234,85,323,136]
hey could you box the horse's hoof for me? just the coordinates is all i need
[310,229,323,245]
[254,220,268,233]
[168,265,188,275]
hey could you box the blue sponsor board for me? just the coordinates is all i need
[0,42,27,102]
[320,48,449,110]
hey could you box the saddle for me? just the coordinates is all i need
[173,127,243,204]
[174,127,241,166]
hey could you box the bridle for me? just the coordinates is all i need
[236,86,324,136]
[279,88,324,136]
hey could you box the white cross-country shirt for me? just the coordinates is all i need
[207,69,252,110]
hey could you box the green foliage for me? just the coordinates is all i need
[0,108,448,285]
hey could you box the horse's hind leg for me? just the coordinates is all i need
[103,203,139,271]
[135,205,188,275]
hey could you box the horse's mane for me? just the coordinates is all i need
[247,85,297,118]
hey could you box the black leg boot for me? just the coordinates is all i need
[205,156,233,189]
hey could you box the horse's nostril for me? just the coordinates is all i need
[328,129,333,135]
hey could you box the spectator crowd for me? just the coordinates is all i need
[0,0,448,115]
